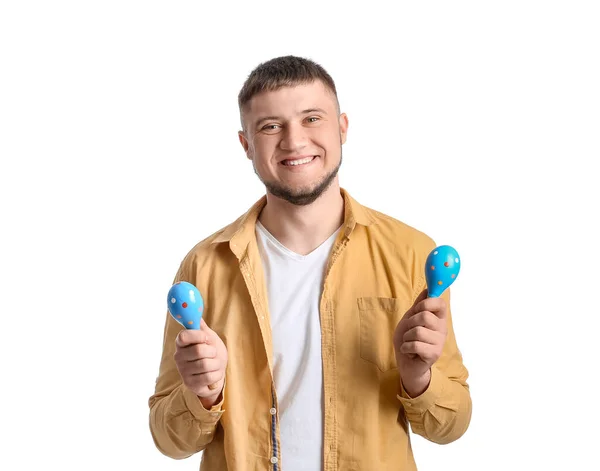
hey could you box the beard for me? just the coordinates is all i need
[253,152,342,206]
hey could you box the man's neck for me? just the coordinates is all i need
[258,182,344,256]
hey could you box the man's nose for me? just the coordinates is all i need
[279,123,308,151]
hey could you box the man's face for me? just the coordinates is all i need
[238,80,349,206]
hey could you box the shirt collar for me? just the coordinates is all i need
[211,188,375,256]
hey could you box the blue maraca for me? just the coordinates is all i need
[167,281,204,329]
[167,281,219,390]
[425,245,461,297]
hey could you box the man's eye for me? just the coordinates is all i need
[262,124,280,131]
[306,117,320,123]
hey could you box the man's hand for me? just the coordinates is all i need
[174,318,228,409]
[393,289,448,397]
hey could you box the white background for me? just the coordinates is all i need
[1,1,599,470]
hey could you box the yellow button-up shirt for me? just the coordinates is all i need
[148,189,472,470]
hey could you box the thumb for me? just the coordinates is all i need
[200,318,214,338]
[405,288,428,318]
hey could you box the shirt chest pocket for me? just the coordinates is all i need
[357,297,407,372]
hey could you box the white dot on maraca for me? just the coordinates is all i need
[434,251,438,255]
[170,298,176,303]
[455,258,459,263]
[189,290,196,302]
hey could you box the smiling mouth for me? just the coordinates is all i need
[281,156,317,166]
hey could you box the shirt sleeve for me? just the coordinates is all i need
[148,263,226,459]
[396,287,472,444]
[149,378,225,458]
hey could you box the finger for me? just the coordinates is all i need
[413,297,447,320]
[177,343,217,363]
[188,358,221,375]
[403,326,439,345]
[176,329,209,349]
[405,311,439,331]
[187,343,218,361]
[406,289,428,318]
[405,311,440,332]
[400,341,437,360]
[191,370,224,387]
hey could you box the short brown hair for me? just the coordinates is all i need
[238,55,339,127]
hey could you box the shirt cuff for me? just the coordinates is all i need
[397,366,444,413]
[182,381,226,422]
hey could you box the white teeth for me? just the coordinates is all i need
[285,156,314,166]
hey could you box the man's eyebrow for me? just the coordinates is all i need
[301,107,327,115]
[254,116,280,127]
[254,108,329,127]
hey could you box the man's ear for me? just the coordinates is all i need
[339,113,349,144]
[238,131,252,159]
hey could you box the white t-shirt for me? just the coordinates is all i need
[255,221,340,471]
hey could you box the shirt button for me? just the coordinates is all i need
[270,456,278,464]
[270,408,276,415]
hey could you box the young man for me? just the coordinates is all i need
[148,55,472,471]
